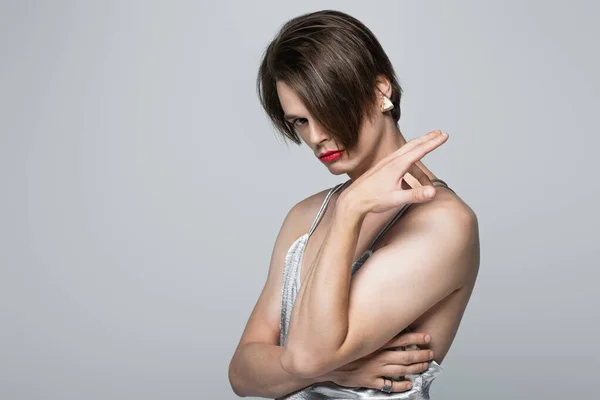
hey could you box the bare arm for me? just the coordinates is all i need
[228,195,337,398]
[229,342,334,398]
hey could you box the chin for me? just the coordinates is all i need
[325,163,352,176]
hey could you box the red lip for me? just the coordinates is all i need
[318,149,344,159]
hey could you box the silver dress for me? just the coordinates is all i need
[277,178,454,399]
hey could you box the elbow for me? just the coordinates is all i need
[280,346,329,379]
[228,360,249,397]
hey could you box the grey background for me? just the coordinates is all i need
[1,1,598,399]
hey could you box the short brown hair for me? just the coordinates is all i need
[256,9,403,150]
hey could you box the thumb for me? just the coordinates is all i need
[394,185,436,205]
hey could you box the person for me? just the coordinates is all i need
[228,9,480,399]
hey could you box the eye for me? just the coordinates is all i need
[291,118,307,127]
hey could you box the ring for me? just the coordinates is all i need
[380,377,393,393]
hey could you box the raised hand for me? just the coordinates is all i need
[342,130,449,215]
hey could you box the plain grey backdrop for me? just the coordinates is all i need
[1,1,598,399]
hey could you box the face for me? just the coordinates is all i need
[276,80,389,176]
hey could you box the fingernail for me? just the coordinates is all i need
[424,187,434,197]
[429,350,434,358]
[424,334,431,343]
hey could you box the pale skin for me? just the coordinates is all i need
[228,76,480,397]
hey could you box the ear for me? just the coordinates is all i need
[375,74,392,100]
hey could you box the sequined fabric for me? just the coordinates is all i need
[277,179,451,399]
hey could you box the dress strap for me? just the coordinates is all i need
[307,178,352,236]
[431,178,456,194]
[366,179,454,251]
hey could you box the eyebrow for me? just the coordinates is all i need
[283,113,302,120]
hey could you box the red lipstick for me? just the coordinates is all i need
[319,150,344,163]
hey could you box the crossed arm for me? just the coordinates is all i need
[280,193,475,378]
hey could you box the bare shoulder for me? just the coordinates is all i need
[408,186,477,230]
[388,185,477,231]
[387,187,480,278]
[270,184,337,279]
[285,185,335,234]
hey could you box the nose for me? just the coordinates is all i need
[307,119,330,146]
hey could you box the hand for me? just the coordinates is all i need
[326,331,434,392]
[342,130,449,215]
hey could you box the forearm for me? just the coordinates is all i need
[229,342,335,398]
[282,195,366,370]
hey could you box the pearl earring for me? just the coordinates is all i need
[381,96,394,112]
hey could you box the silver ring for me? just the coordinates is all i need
[380,377,393,393]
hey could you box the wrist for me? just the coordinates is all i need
[318,369,341,385]
[337,190,369,219]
